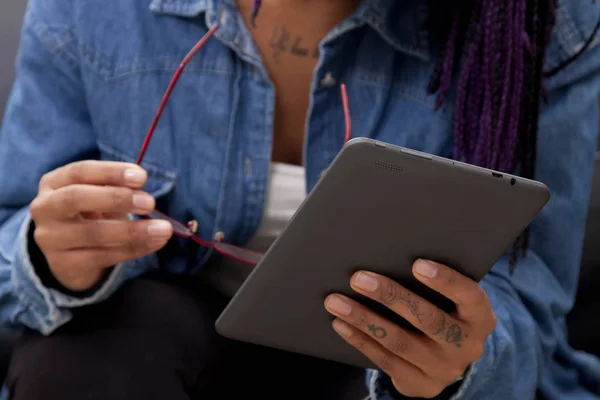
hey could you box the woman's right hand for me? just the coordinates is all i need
[30,161,173,292]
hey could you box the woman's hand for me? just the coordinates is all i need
[30,161,173,292]
[324,259,497,399]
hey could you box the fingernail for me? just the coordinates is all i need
[332,319,354,338]
[353,272,379,292]
[415,259,438,279]
[326,296,352,316]
[124,168,146,184]
[147,220,172,238]
[132,194,154,210]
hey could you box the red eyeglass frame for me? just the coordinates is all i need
[136,24,353,267]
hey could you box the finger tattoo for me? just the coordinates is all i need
[429,313,468,348]
[431,313,447,336]
[367,324,387,339]
[379,283,424,323]
[445,324,467,348]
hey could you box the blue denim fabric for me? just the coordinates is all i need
[0,0,599,398]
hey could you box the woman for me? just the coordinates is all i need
[0,0,599,399]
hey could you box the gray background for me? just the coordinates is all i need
[0,0,26,118]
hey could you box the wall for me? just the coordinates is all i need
[0,1,26,119]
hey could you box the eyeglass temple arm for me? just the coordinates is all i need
[135,24,220,165]
[341,83,352,144]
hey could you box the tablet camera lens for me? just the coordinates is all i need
[510,178,516,186]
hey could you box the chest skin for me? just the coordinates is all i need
[236,0,360,165]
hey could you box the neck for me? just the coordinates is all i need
[238,0,360,28]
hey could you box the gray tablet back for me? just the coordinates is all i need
[215,138,550,369]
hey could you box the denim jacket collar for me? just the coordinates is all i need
[148,0,430,60]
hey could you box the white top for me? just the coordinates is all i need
[202,162,306,296]
[244,162,306,252]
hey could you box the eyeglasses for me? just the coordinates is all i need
[136,24,353,267]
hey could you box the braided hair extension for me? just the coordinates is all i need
[427,1,596,268]
[415,0,596,270]
[428,0,557,176]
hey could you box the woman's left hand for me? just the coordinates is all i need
[324,259,497,399]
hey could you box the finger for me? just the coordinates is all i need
[39,161,148,191]
[330,319,445,399]
[412,259,494,324]
[34,219,173,250]
[59,234,171,271]
[349,271,470,348]
[43,185,155,219]
[325,295,457,380]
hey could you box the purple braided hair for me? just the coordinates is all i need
[428,0,561,267]
[490,0,515,168]
[472,0,498,167]
[430,0,558,176]
[449,1,483,165]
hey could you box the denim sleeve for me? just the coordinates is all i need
[0,3,153,335]
[370,8,600,400]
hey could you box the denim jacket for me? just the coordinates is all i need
[1,0,600,398]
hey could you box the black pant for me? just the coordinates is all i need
[6,275,366,400]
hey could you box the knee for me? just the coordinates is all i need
[6,330,182,400]
[7,331,89,399]
[5,278,222,400]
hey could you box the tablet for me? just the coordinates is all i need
[215,137,550,369]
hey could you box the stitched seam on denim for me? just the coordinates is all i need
[79,43,114,79]
[78,31,235,82]
[78,37,236,82]
[555,1,582,57]
[206,56,242,265]
[239,65,274,243]
[127,56,234,70]
[26,12,81,77]
[550,3,600,71]
[103,67,234,83]
[48,36,77,59]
